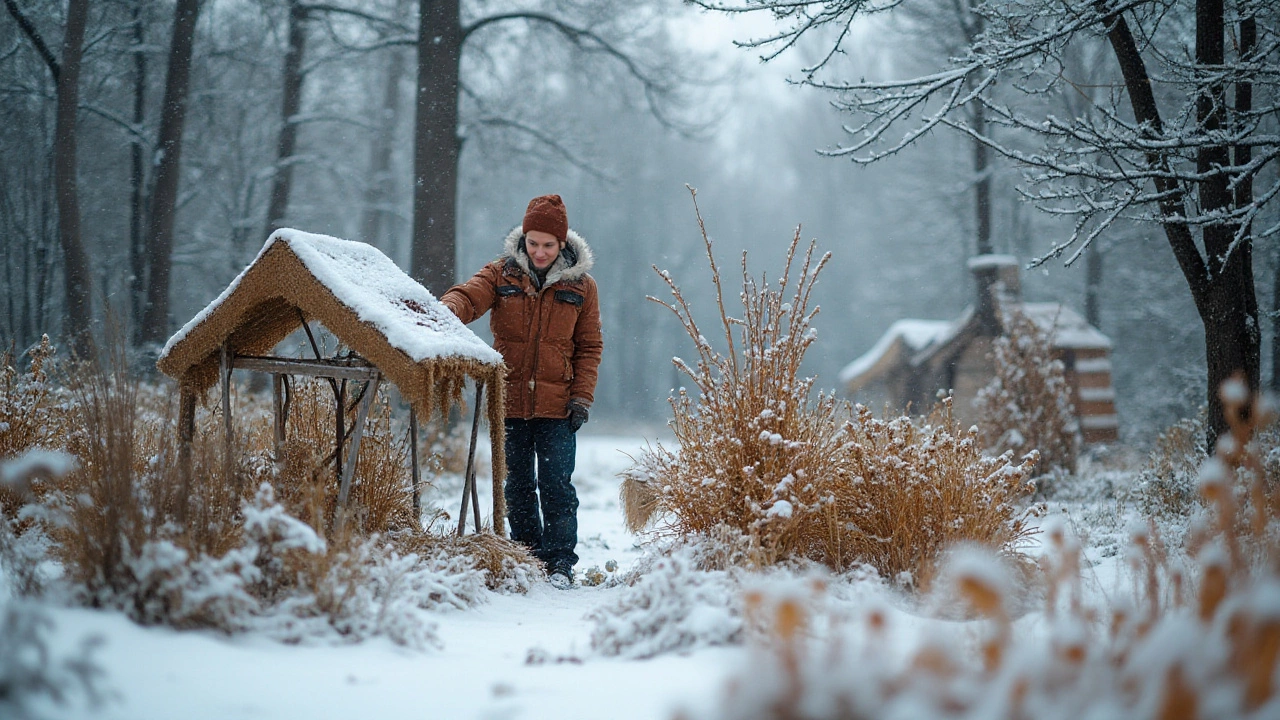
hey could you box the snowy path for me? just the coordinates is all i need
[41,435,738,720]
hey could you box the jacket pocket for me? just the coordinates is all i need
[554,290,584,306]
[491,286,528,340]
[561,348,574,381]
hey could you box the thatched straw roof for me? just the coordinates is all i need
[156,229,508,485]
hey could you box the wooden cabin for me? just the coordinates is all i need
[839,255,1119,444]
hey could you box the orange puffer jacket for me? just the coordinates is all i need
[441,227,603,420]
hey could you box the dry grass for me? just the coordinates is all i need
[1131,417,1206,520]
[623,190,1039,583]
[974,308,1079,475]
[705,379,1280,720]
[393,530,544,591]
[835,400,1040,585]
[252,377,416,538]
[0,336,70,519]
[0,335,65,459]
[49,344,245,603]
[1,329,514,634]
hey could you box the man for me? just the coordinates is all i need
[440,194,603,588]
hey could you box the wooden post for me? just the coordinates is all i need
[335,379,345,485]
[457,381,485,536]
[220,344,235,492]
[469,385,483,532]
[272,372,285,467]
[409,407,421,518]
[334,373,380,536]
[177,388,196,525]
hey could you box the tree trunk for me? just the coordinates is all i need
[1271,246,1279,392]
[129,0,148,345]
[265,0,308,235]
[1201,253,1260,439]
[361,40,407,253]
[412,0,462,297]
[54,0,93,358]
[1100,0,1260,448]
[972,102,991,257]
[1195,0,1259,445]
[139,0,203,347]
[1084,240,1102,328]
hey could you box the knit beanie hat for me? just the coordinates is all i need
[522,194,568,242]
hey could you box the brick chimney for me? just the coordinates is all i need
[967,254,1020,335]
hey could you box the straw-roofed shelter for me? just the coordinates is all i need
[157,228,508,534]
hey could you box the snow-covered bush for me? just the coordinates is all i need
[0,337,70,527]
[689,381,1280,720]
[395,532,544,594]
[0,600,107,720]
[1130,417,1206,521]
[624,195,1038,583]
[0,336,66,463]
[974,308,1079,475]
[589,539,748,658]
[1,449,74,599]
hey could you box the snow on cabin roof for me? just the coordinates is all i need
[839,319,953,386]
[160,228,502,366]
[842,301,1111,389]
[1020,302,1111,350]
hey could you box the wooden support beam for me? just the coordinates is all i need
[409,408,421,519]
[334,373,381,536]
[335,379,345,486]
[178,388,196,525]
[457,381,485,537]
[272,373,285,466]
[220,344,235,492]
[232,354,379,381]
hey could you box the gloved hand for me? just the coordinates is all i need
[568,399,589,432]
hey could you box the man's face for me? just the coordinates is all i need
[525,230,563,271]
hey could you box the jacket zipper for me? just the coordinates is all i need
[527,283,545,417]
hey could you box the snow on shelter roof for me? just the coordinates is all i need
[157,229,505,414]
[839,319,952,388]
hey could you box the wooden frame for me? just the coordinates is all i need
[190,342,490,537]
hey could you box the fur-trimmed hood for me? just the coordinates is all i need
[500,226,594,286]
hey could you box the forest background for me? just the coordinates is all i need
[3,0,1270,441]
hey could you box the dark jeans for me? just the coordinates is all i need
[504,417,579,570]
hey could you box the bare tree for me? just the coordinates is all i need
[411,2,696,296]
[699,0,1279,447]
[264,0,310,235]
[138,0,203,348]
[359,0,412,252]
[128,0,149,340]
[5,0,94,358]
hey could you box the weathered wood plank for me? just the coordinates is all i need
[232,355,379,380]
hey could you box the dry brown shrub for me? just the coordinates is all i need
[0,336,70,518]
[250,377,416,538]
[624,191,1038,583]
[44,350,418,610]
[49,346,245,602]
[1132,417,1206,520]
[703,381,1280,720]
[837,400,1040,585]
[0,335,65,459]
[974,308,1079,475]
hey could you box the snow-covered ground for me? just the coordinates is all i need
[25,434,1129,720]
